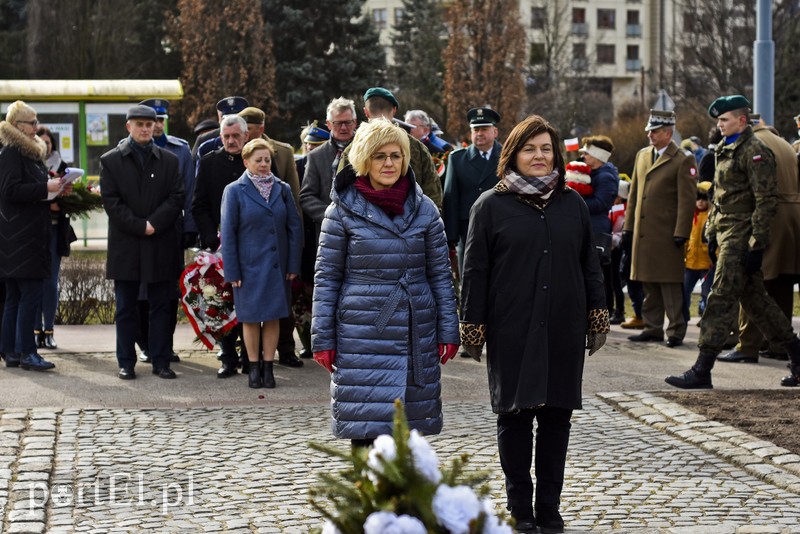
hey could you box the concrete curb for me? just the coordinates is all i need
[597,391,800,495]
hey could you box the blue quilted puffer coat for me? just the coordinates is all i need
[312,166,460,440]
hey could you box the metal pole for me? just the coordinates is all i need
[753,0,774,125]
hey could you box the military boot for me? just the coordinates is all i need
[780,337,800,387]
[665,351,716,389]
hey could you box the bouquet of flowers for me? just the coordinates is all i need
[57,181,104,219]
[179,251,237,349]
[310,400,513,534]
[431,150,452,178]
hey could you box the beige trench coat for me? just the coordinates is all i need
[623,140,696,283]
[753,126,800,279]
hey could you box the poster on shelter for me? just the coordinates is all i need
[43,123,75,164]
[86,114,109,146]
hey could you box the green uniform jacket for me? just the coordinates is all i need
[706,126,777,251]
[338,129,442,209]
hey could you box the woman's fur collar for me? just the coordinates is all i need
[0,121,47,161]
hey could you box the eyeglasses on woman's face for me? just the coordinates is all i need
[371,152,404,165]
[17,119,39,127]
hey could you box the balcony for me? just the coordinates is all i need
[626,59,642,71]
[626,24,642,37]
[571,58,589,71]
[571,22,588,36]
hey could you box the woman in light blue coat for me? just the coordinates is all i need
[221,138,302,389]
[311,118,460,448]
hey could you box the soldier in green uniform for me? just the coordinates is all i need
[665,95,800,389]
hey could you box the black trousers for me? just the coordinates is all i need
[115,280,172,369]
[277,311,296,355]
[136,298,178,353]
[497,406,573,519]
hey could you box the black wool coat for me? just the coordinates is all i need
[100,139,184,282]
[461,183,606,412]
[0,121,51,279]
[191,147,245,248]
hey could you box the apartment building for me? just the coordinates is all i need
[364,0,679,109]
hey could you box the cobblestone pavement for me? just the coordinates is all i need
[3,397,800,533]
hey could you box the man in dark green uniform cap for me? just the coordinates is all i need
[665,95,800,389]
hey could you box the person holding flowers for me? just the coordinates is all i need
[311,118,460,449]
[220,138,302,389]
[460,115,609,533]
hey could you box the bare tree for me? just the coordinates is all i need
[168,0,277,127]
[442,0,526,142]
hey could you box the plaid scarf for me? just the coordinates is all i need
[503,169,560,198]
[246,170,275,202]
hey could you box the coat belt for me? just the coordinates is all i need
[343,271,427,386]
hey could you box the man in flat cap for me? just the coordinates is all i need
[667,95,800,388]
[100,105,184,380]
[129,98,196,367]
[238,106,304,368]
[622,109,696,349]
[443,106,502,276]
[337,87,442,208]
[191,96,249,159]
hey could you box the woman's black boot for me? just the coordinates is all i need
[248,360,262,388]
[35,330,44,348]
[262,360,275,389]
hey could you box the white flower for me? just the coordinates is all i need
[321,519,342,534]
[481,498,514,534]
[408,429,442,484]
[432,484,481,534]
[202,284,217,298]
[366,434,397,484]
[364,511,426,534]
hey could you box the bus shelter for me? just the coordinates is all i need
[0,79,184,245]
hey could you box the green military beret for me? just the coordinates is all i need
[363,87,399,108]
[708,95,751,118]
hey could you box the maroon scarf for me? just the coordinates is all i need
[353,175,411,217]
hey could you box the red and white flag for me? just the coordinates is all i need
[564,137,580,152]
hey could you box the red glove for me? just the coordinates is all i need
[313,350,336,373]
[438,343,459,365]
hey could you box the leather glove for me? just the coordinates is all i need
[203,235,221,251]
[586,332,606,356]
[313,350,336,373]
[438,343,459,364]
[463,344,483,362]
[707,236,718,264]
[743,248,764,275]
[183,232,199,250]
[673,237,687,248]
[621,231,633,253]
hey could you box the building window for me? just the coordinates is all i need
[626,10,641,36]
[597,9,616,29]
[597,44,616,64]
[372,8,387,30]
[683,45,698,65]
[530,43,546,64]
[572,7,588,35]
[572,43,588,70]
[394,8,404,24]
[626,45,641,70]
[531,6,546,29]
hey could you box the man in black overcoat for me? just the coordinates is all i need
[443,107,502,274]
[100,105,184,380]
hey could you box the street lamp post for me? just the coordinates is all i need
[753,0,774,125]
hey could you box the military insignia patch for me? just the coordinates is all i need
[753,155,763,162]
[690,167,697,176]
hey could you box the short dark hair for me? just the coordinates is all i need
[497,115,565,180]
[365,97,395,118]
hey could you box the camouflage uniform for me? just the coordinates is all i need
[698,126,795,353]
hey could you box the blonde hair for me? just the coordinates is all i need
[5,100,36,124]
[241,138,274,160]
[348,118,410,176]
